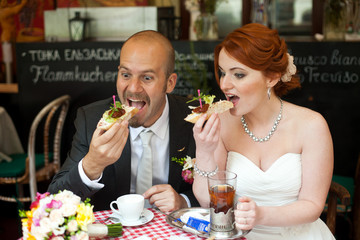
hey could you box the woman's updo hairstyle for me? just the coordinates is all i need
[214,23,300,97]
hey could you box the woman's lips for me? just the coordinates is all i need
[226,94,239,106]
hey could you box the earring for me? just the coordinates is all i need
[267,87,271,100]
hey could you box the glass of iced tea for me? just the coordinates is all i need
[208,171,237,236]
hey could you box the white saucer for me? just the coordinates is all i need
[110,209,154,227]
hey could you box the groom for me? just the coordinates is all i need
[48,30,198,211]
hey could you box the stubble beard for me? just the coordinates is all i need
[128,117,141,128]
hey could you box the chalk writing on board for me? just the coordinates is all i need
[30,65,118,84]
[300,67,358,84]
[26,48,120,62]
[23,46,360,87]
[294,49,360,66]
[294,49,359,84]
[330,49,360,66]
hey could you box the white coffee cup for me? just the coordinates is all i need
[110,194,145,222]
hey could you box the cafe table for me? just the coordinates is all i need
[93,208,247,240]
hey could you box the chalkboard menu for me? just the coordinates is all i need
[16,41,360,177]
[286,42,360,177]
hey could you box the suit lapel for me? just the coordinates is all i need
[167,95,191,189]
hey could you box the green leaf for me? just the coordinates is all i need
[171,157,186,165]
[19,210,27,218]
[186,93,215,105]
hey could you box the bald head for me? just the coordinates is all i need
[122,30,175,78]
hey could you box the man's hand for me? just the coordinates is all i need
[144,184,188,212]
[82,120,129,180]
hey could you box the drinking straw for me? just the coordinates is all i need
[198,89,202,108]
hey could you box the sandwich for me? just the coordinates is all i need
[97,100,139,130]
[184,94,233,123]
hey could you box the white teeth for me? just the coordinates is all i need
[226,94,234,98]
[129,99,142,102]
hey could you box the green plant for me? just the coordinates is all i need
[176,41,210,97]
[199,0,227,14]
[324,0,347,27]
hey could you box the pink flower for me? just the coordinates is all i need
[182,169,194,184]
[33,217,40,227]
[46,199,63,210]
[30,192,50,209]
[172,155,195,184]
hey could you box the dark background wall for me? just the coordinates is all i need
[11,40,360,178]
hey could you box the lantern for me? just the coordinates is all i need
[68,11,88,41]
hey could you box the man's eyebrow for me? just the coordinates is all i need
[118,65,156,74]
[141,69,156,74]
[118,65,128,70]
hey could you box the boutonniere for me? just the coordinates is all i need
[171,155,195,184]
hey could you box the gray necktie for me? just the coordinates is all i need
[136,130,153,195]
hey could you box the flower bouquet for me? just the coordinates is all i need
[172,155,195,184]
[19,189,122,239]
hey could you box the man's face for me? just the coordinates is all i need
[116,40,176,128]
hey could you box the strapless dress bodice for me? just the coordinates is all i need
[226,151,335,240]
[227,151,302,206]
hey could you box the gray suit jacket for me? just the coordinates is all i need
[48,94,198,210]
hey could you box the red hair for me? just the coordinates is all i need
[214,23,300,97]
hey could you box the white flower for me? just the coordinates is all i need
[30,225,48,239]
[60,201,78,217]
[281,53,297,82]
[52,226,66,236]
[183,156,195,170]
[67,219,79,232]
[51,236,65,240]
[76,231,90,240]
[54,189,81,206]
[49,208,65,227]
[39,217,53,233]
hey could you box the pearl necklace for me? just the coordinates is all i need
[241,98,283,143]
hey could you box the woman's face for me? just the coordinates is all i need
[218,48,269,116]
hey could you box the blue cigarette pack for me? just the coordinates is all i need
[186,216,210,232]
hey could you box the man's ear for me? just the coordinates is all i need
[166,73,177,93]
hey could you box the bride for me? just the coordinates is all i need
[192,23,335,239]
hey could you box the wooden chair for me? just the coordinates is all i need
[0,95,71,203]
[325,153,360,239]
[325,181,351,234]
[352,154,360,240]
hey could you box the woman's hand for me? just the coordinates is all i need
[234,196,258,230]
[193,113,220,158]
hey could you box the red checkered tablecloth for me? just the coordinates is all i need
[94,208,205,239]
[19,208,247,239]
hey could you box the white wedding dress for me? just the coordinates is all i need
[226,151,335,240]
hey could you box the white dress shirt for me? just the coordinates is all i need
[129,96,170,193]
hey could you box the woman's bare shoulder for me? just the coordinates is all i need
[285,101,330,135]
